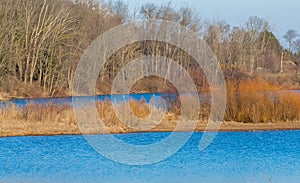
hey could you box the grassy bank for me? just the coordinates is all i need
[1,80,300,137]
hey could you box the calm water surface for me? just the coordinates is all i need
[0,131,300,183]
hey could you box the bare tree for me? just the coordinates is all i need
[245,16,270,73]
[293,39,300,55]
[106,0,128,22]
[284,29,298,53]
[0,0,295,97]
[140,3,158,19]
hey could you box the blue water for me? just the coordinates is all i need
[0,131,300,183]
[0,92,213,108]
[1,93,180,108]
[2,90,299,108]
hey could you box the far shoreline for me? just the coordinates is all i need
[2,88,300,102]
[1,121,300,138]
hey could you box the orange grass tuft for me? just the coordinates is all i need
[225,79,300,123]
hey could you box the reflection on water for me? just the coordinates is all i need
[1,92,211,108]
[3,90,300,108]
[0,131,300,183]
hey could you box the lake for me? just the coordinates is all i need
[2,90,300,108]
[0,92,210,108]
[0,131,300,183]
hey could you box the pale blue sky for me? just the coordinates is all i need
[122,0,300,47]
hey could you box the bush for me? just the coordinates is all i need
[225,79,300,123]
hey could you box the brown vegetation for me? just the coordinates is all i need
[1,80,300,137]
[225,79,300,123]
[0,1,300,136]
[0,0,299,99]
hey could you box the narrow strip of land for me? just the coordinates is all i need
[1,121,300,137]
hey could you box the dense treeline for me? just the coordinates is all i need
[0,0,300,98]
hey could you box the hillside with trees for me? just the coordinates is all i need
[0,0,300,99]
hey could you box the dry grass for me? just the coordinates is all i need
[0,99,180,136]
[0,103,78,137]
[1,81,300,137]
[225,79,300,123]
[0,103,75,123]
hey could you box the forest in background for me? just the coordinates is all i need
[0,0,300,99]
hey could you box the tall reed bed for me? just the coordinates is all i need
[0,100,151,123]
[0,103,75,123]
[1,81,300,128]
[225,80,300,123]
[0,99,173,133]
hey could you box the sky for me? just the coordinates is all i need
[121,0,300,47]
